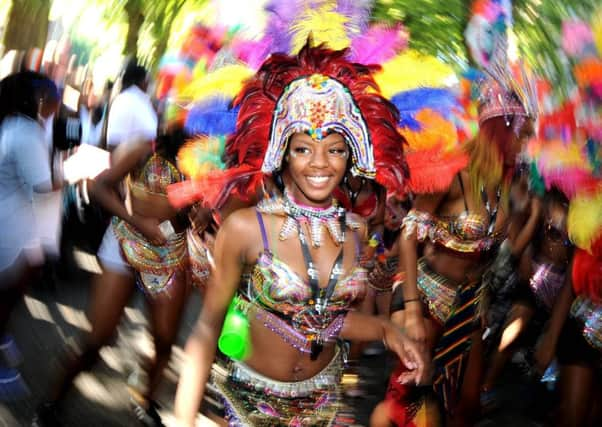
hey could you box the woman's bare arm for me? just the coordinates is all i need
[174,209,252,426]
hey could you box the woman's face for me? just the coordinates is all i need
[544,202,569,245]
[285,132,349,206]
[504,118,534,167]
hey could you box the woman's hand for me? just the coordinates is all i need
[383,322,429,385]
[404,306,427,348]
[189,204,213,232]
[134,216,167,245]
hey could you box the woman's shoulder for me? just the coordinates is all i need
[2,115,42,134]
[221,206,262,234]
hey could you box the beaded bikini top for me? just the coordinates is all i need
[402,175,503,254]
[241,208,366,356]
[129,152,182,197]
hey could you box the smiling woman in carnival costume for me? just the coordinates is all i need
[172,40,427,427]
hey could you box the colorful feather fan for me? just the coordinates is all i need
[179,64,254,102]
[572,237,602,301]
[400,109,468,194]
[264,0,371,54]
[526,138,594,198]
[391,88,460,121]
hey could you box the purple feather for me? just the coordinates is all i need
[390,88,460,120]
[185,97,239,136]
[335,0,372,34]
[264,0,298,53]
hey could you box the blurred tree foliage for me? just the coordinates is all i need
[373,0,600,95]
[101,0,206,67]
[2,0,52,51]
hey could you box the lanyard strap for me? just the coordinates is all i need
[296,212,346,314]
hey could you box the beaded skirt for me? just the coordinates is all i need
[210,348,345,426]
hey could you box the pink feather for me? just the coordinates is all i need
[540,167,594,199]
[230,36,273,70]
[349,24,408,65]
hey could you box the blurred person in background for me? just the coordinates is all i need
[106,63,157,151]
[389,65,537,426]
[80,80,112,147]
[34,127,190,427]
[0,71,62,401]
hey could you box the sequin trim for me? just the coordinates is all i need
[210,347,343,426]
[570,295,602,352]
[111,217,186,295]
[416,258,457,324]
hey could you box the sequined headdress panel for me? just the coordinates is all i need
[477,38,538,134]
[262,73,374,178]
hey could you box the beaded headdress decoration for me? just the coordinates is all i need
[262,73,374,178]
[477,38,538,135]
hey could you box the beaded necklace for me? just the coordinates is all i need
[257,190,351,247]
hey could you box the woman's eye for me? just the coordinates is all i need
[292,146,311,155]
[329,148,348,157]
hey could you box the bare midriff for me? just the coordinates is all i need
[243,318,338,382]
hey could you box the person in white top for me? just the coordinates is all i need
[0,71,63,400]
[106,64,157,150]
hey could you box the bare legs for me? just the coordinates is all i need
[557,364,595,427]
[482,303,535,391]
[48,269,135,402]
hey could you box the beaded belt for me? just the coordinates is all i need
[227,346,342,398]
[210,349,343,426]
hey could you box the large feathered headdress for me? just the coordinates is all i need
[172,40,408,209]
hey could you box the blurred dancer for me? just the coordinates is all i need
[106,64,157,150]
[34,128,190,426]
[388,64,538,425]
[482,188,570,401]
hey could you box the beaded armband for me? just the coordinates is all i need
[400,209,433,242]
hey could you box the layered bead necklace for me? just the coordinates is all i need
[257,190,359,247]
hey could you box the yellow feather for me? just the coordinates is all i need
[179,64,253,102]
[568,190,602,251]
[593,7,602,58]
[374,50,455,98]
[290,5,351,53]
